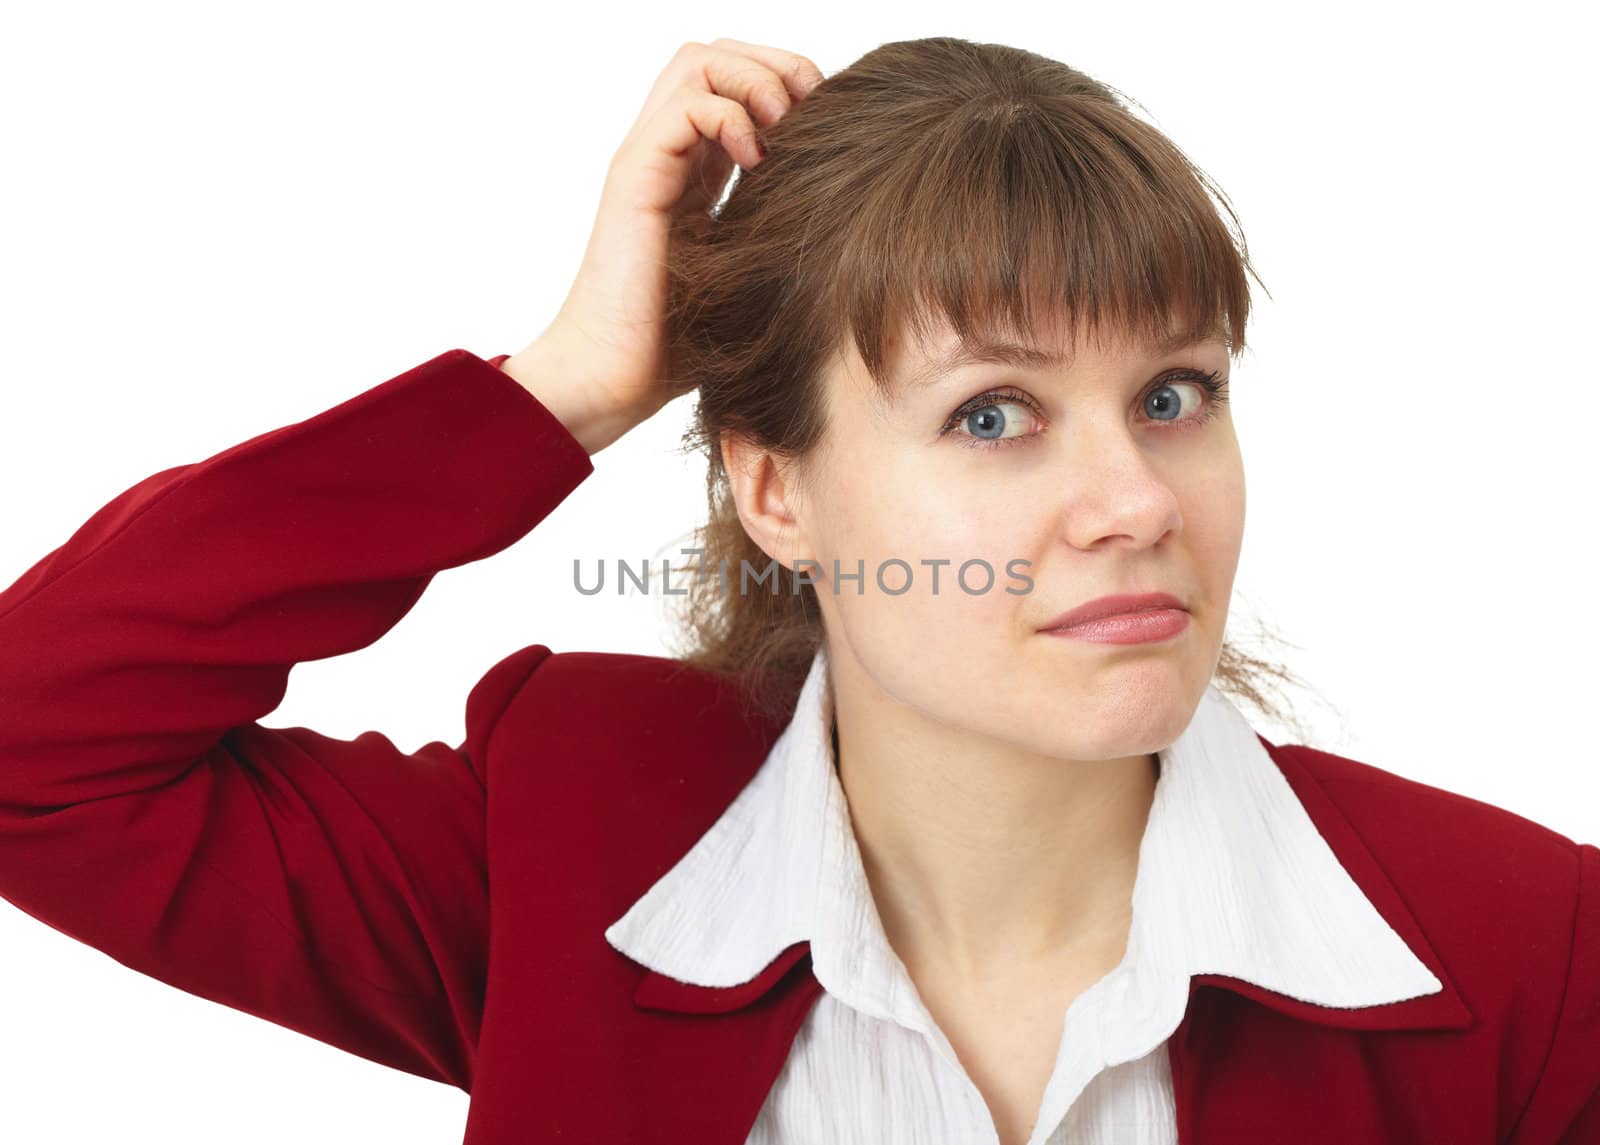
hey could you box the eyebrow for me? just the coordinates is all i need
[898,329,1224,392]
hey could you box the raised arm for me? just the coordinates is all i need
[0,348,591,1091]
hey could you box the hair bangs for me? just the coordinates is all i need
[826,96,1255,396]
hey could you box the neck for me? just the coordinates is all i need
[828,661,1160,985]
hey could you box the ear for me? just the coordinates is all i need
[719,429,813,567]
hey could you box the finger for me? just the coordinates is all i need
[637,39,822,128]
[619,85,764,183]
[700,37,825,118]
[675,87,765,170]
[703,37,826,112]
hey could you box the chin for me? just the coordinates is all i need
[1046,674,1199,754]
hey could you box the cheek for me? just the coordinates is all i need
[810,453,1030,671]
[819,453,1033,587]
[1177,453,1247,594]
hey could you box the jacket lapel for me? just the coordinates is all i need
[1228,733,1474,1033]
[623,941,824,1144]
[633,940,814,1016]
[1164,737,1474,1143]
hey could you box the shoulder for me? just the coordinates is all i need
[493,647,779,740]
[470,643,786,803]
[1271,737,1588,861]
[471,646,793,926]
[1267,738,1585,942]
[1281,734,1586,907]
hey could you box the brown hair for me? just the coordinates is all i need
[658,36,1320,743]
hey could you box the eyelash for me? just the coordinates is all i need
[938,368,1231,451]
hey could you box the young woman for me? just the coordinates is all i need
[0,35,1594,1145]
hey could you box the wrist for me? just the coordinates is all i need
[496,344,638,456]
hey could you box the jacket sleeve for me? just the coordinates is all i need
[1509,841,1600,1144]
[0,348,594,1093]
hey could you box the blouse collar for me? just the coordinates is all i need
[604,643,1445,1062]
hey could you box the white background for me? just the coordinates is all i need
[2,2,1595,1141]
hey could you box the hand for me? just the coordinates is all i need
[502,38,825,456]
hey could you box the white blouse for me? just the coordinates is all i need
[605,645,1445,1143]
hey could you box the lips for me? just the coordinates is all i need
[1039,591,1188,632]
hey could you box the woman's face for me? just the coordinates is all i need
[735,312,1245,762]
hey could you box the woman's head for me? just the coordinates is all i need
[668,35,1307,740]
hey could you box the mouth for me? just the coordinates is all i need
[1037,591,1189,634]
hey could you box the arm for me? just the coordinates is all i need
[0,348,594,1092]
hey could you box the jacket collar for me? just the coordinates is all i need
[605,645,1472,1035]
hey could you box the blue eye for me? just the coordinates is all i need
[940,369,1229,452]
[1145,382,1202,422]
[961,400,1032,442]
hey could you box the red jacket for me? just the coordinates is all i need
[0,348,1595,1144]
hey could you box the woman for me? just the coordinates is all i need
[0,35,1593,1145]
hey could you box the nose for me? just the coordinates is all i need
[1053,424,1183,552]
